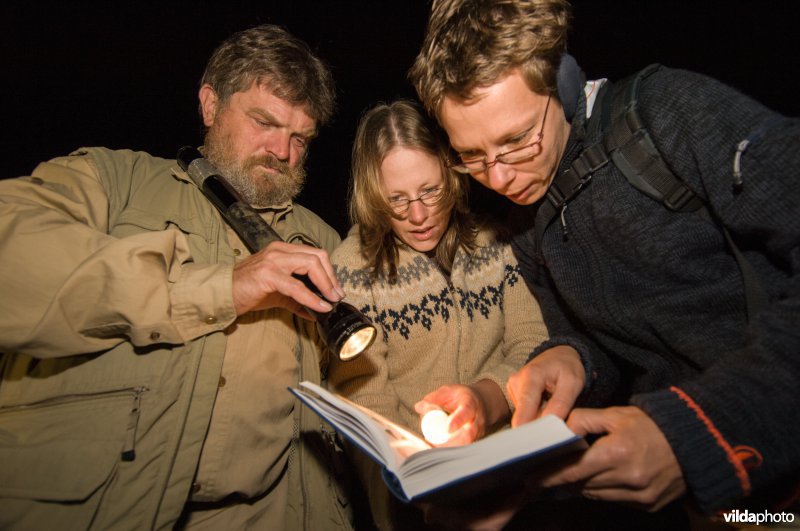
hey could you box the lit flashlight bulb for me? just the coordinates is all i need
[421,409,451,445]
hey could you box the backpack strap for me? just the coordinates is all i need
[533,141,608,250]
[533,64,767,321]
[532,78,616,249]
[605,64,767,321]
[603,64,704,212]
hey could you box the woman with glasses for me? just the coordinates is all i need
[328,99,548,529]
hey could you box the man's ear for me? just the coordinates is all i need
[199,84,219,127]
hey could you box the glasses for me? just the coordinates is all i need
[448,95,552,174]
[387,187,444,215]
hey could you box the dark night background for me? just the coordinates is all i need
[2,1,797,237]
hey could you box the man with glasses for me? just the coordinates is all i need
[410,0,800,527]
[447,95,552,189]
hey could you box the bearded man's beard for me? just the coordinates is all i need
[203,127,307,207]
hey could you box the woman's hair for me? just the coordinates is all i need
[349,99,477,281]
[409,0,571,118]
[200,24,335,125]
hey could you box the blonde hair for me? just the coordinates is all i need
[409,0,571,117]
[349,99,476,281]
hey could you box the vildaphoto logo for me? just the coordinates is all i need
[722,509,796,525]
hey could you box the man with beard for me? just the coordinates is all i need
[0,25,355,530]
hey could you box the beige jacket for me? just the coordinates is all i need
[0,147,352,530]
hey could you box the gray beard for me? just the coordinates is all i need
[203,130,306,207]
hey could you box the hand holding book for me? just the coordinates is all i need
[290,381,587,503]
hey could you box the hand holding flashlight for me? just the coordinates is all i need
[416,380,512,446]
[415,385,484,446]
[231,239,343,317]
[418,404,452,445]
[177,146,375,360]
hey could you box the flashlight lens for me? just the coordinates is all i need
[314,300,376,361]
[338,326,376,360]
[421,409,451,445]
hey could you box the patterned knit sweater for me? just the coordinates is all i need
[330,226,549,432]
[511,65,800,513]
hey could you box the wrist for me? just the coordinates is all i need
[471,379,511,428]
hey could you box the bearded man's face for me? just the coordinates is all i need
[204,126,307,206]
[199,81,316,206]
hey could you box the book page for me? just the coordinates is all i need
[293,382,430,466]
[346,398,431,459]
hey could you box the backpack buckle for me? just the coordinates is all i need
[663,183,703,212]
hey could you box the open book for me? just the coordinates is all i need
[289,381,586,503]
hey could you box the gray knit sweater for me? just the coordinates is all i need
[511,65,800,513]
[330,226,549,431]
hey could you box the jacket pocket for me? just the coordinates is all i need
[0,388,146,528]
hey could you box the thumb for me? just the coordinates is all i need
[539,377,582,420]
[540,395,571,420]
[508,383,543,428]
[414,400,443,416]
[511,397,541,428]
[416,386,452,411]
[565,408,613,437]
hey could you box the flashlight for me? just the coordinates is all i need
[177,146,376,360]
[420,408,451,445]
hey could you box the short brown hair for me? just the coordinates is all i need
[349,99,476,281]
[201,24,336,125]
[409,0,571,117]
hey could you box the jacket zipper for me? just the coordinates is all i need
[122,387,147,461]
[3,386,148,461]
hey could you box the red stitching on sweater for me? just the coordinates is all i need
[733,445,763,470]
[669,386,751,496]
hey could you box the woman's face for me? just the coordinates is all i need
[380,147,451,253]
